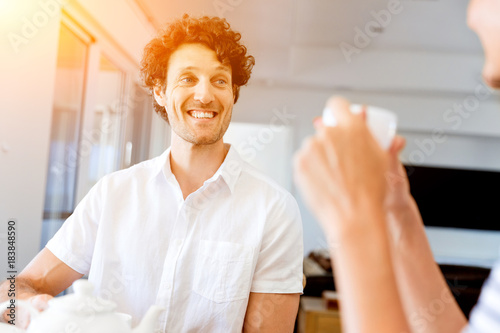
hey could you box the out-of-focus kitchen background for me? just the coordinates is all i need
[1,0,500,330]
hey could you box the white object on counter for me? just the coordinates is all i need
[0,279,164,333]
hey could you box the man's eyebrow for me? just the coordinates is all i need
[180,66,197,72]
[179,66,231,73]
[215,65,231,73]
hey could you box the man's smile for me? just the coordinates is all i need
[187,110,218,119]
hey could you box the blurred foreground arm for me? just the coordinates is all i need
[293,97,410,333]
[384,143,467,333]
[293,96,469,333]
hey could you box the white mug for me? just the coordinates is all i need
[322,104,397,150]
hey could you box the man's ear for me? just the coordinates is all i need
[232,83,238,103]
[154,86,167,107]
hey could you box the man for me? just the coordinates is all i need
[0,15,303,332]
[293,0,500,332]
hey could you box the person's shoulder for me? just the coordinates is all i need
[238,162,295,202]
[237,162,302,229]
[99,153,165,187]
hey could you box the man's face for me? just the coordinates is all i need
[155,43,234,145]
[468,0,500,88]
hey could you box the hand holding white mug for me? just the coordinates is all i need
[322,103,397,150]
[294,96,393,236]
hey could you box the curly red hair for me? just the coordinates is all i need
[140,14,255,123]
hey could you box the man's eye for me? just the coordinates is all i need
[216,79,227,85]
[181,77,193,83]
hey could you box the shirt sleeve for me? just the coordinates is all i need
[464,260,500,333]
[250,192,304,294]
[45,177,105,275]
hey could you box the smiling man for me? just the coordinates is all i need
[0,15,303,332]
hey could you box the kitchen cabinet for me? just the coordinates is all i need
[298,296,342,333]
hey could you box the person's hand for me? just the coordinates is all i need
[293,96,390,237]
[2,294,53,328]
[384,135,411,211]
[383,135,427,246]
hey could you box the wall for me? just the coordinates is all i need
[0,0,61,274]
[233,81,500,267]
[66,0,154,65]
[0,0,155,273]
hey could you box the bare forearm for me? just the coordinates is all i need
[0,277,39,302]
[387,198,467,333]
[328,203,411,333]
[243,293,299,332]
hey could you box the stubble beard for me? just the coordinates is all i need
[173,112,232,146]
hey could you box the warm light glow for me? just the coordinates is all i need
[0,0,15,17]
[0,0,65,30]
[0,1,39,28]
[0,0,34,15]
[0,0,10,11]
[0,0,64,57]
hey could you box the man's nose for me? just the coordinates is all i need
[193,80,215,104]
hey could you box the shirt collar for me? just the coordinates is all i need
[213,144,243,193]
[153,144,243,194]
[151,147,172,180]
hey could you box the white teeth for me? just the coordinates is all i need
[191,111,214,119]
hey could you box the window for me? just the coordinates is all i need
[42,22,89,247]
[84,55,126,191]
[41,16,154,248]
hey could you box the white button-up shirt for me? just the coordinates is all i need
[465,261,500,333]
[47,145,304,332]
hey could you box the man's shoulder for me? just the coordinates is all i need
[99,153,165,187]
[231,162,302,233]
[237,162,294,201]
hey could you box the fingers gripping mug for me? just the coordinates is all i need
[322,104,397,150]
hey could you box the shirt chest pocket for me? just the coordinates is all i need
[193,240,254,303]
